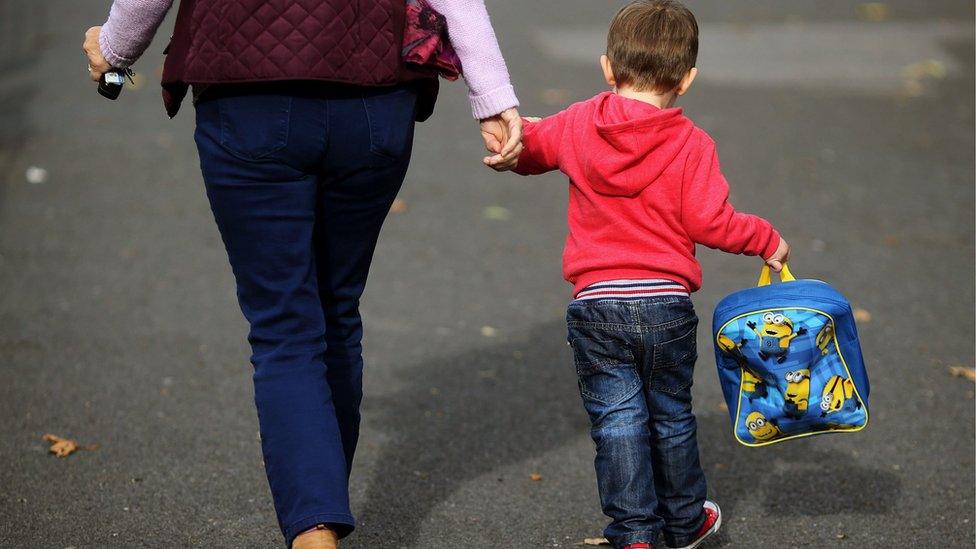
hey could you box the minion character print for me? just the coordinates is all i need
[741,368,769,401]
[815,320,835,356]
[783,369,811,419]
[745,411,781,442]
[820,375,862,416]
[718,334,769,401]
[747,311,807,363]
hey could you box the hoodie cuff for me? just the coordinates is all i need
[761,230,782,260]
[470,84,519,120]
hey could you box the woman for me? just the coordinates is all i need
[83,1,522,547]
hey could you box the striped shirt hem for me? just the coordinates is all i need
[574,279,689,301]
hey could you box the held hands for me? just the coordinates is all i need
[480,108,523,171]
[765,238,791,272]
[83,26,111,82]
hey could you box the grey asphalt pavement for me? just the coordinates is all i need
[1,1,974,547]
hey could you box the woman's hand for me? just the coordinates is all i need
[480,108,523,171]
[83,26,112,82]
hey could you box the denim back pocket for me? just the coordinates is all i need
[649,318,698,395]
[217,94,292,161]
[363,86,418,162]
[570,337,640,406]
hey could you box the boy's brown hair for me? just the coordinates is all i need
[606,0,699,92]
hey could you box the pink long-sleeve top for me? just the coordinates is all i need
[99,0,518,119]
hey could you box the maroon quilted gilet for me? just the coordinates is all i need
[161,0,436,117]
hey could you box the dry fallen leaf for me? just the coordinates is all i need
[481,326,498,338]
[901,59,947,81]
[529,473,542,482]
[483,206,512,221]
[389,199,408,214]
[856,2,889,22]
[853,308,872,323]
[43,433,82,458]
[581,538,610,546]
[948,367,976,383]
[900,79,925,98]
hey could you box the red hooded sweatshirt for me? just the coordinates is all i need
[513,92,780,294]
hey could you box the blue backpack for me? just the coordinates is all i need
[712,265,869,446]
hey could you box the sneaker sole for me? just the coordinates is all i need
[670,502,722,549]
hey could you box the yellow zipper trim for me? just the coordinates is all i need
[717,306,870,448]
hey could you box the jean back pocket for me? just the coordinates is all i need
[650,320,698,395]
[571,337,640,406]
[363,86,418,162]
[217,94,292,161]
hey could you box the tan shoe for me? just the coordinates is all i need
[292,524,338,549]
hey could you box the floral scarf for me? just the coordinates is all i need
[402,0,462,81]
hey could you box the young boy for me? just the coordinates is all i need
[510,1,790,548]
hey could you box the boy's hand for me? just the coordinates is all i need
[765,238,790,272]
[480,107,523,171]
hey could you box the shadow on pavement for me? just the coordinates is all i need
[762,460,901,516]
[358,321,901,545]
[697,414,902,520]
[358,320,583,544]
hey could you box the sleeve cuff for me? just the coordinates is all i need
[99,26,135,69]
[761,230,782,260]
[469,84,519,120]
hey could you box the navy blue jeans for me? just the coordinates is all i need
[567,296,708,549]
[194,83,417,547]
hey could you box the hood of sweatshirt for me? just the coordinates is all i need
[584,92,695,197]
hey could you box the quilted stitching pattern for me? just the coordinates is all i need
[182,0,399,85]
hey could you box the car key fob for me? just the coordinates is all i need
[98,68,133,100]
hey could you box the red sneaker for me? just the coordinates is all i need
[623,544,653,549]
[670,500,722,549]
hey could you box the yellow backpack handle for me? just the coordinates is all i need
[757,263,796,287]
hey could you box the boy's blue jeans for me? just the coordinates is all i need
[567,296,708,549]
[193,83,417,547]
